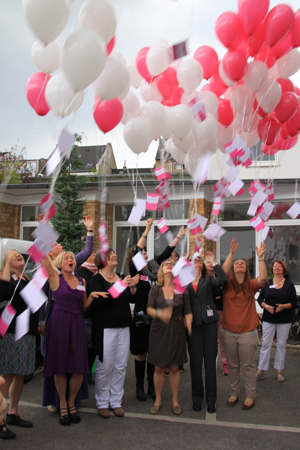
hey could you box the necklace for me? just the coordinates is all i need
[271,278,285,289]
[100,270,115,280]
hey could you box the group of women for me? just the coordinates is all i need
[0,214,297,439]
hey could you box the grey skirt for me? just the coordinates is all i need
[0,333,36,375]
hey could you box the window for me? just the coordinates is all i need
[21,206,39,241]
[22,206,39,222]
[250,140,275,163]
[115,227,138,275]
[219,203,250,221]
[115,201,189,222]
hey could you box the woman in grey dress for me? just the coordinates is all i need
[147,258,193,416]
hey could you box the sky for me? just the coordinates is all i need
[0,0,299,168]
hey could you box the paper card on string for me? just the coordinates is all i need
[251,190,267,207]
[172,257,188,278]
[20,280,48,313]
[224,165,240,183]
[286,202,300,219]
[250,216,266,232]
[33,266,49,289]
[247,202,258,217]
[267,185,274,201]
[261,226,270,242]
[57,128,74,158]
[28,223,59,263]
[40,193,57,221]
[192,152,212,183]
[154,166,171,181]
[132,252,147,272]
[46,148,61,176]
[108,280,127,299]
[196,214,208,230]
[15,308,30,341]
[258,202,274,222]
[212,199,222,216]
[187,217,198,235]
[228,178,245,196]
[135,199,146,216]
[157,218,169,234]
[0,304,17,337]
[128,206,144,226]
[203,223,226,241]
[191,252,200,260]
[165,230,175,244]
[177,263,196,287]
[173,277,185,294]
[172,39,188,60]
[146,193,159,211]
[195,236,201,252]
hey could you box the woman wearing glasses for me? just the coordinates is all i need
[127,219,188,403]
[147,258,193,415]
[187,252,227,414]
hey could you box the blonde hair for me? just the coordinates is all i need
[54,251,76,270]
[156,259,174,286]
[1,249,29,281]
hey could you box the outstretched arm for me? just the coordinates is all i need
[75,215,94,267]
[42,255,59,292]
[222,238,239,275]
[256,242,267,287]
[136,218,153,250]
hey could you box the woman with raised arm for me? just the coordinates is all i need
[147,258,193,416]
[187,252,227,414]
[256,259,297,382]
[220,239,267,410]
[88,249,139,419]
[127,219,188,403]
[42,251,105,426]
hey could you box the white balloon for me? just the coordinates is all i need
[217,123,235,153]
[276,49,300,79]
[31,40,61,74]
[172,130,194,153]
[140,80,163,102]
[122,92,140,125]
[62,29,106,91]
[181,90,198,105]
[243,60,268,94]
[235,109,258,133]
[110,49,127,67]
[118,81,130,101]
[169,104,193,139]
[177,59,203,94]
[123,118,152,154]
[230,85,254,115]
[146,43,173,76]
[198,91,219,116]
[23,0,69,44]
[166,140,186,165]
[151,37,170,47]
[127,57,143,88]
[45,72,84,118]
[256,79,282,114]
[161,107,173,140]
[219,60,236,87]
[78,0,117,44]
[242,129,260,147]
[193,114,218,148]
[140,102,167,140]
[94,55,129,100]
[184,147,207,179]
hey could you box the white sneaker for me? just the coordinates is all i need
[47,404,58,413]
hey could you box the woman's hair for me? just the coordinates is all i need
[230,259,252,299]
[95,248,114,270]
[270,259,287,275]
[1,249,29,281]
[54,251,76,270]
[194,257,207,276]
[171,251,179,260]
[156,259,174,286]
[126,246,136,268]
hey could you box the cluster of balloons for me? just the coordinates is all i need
[23,0,300,175]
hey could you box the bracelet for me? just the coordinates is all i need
[154,308,160,318]
[87,230,93,232]
[143,234,147,239]
[285,304,288,309]
[176,235,181,240]
[259,259,264,262]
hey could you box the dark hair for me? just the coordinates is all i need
[230,259,252,299]
[270,259,287,275]
[126,246,136,268]
[95,248,114,270]
[194,257,207,276]
[171,251,179,260]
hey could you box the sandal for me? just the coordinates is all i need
[241,400,255,410]
[68,405,81,424]
[227,396,239,407]
[59,408,71,426]
[277,373,285,382]
[0,421,16,440]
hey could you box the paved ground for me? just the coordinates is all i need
[4,346,300,450]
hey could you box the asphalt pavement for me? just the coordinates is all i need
[4,346,300,450]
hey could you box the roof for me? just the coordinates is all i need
[75,145,107,172]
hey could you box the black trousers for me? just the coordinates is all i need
[188,322,218,407]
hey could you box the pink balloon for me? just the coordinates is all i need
[291,9,300,48]
[280,123,290,139]
[254,44,276,68]
[295,87,300,96]
[169,87,184,106]
[264,5,295,48]
[286,118,299,136]
[218,98,234,126]
[25,72,51,116]
[238,0,269,36]
[248,21,266,56]
[156,67,179,99]
[200,80,225,98]
[136,47,152,83]
[262,143,279,155]
[281,135,298,150]
[279,78,294,93]
[290,106,300,131]
[215,12,244,49]
[271,34,293,59]
[275,92,299,123]
[105,35,115,56]
[222,49,247,81]
[193,46,218,79]
[93,98,123,133]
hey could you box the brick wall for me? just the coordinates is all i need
[189,198,216,256]
[83,200,114,250]
[0,202,21,239]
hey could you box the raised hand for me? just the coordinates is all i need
[230,238,239,256]
[128,274,140,287]
[177,226,188,238]
[256,242,266,259]
[205,251,216,265]
[37,214,45,224]
[83,215,94,230]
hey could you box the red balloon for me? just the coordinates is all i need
[248,21,266,56]
[215,12,244,49]
[258,115,281,145]
[262,144,279,155]
[272,135,284,150]
[294,87,300,96]
[254,44,276,68]
[291,9,300,48]
[275,92,299,123]
[290,107,300,132]
[200,80,225,98]
[280,123,290,139]
[281,135,298,150]
[156,67,178,99]
[280,78,294,93]
[136,47,152,83]
[222,49,247,81]
[193,46,218,79]
[286,119,298,136]
[236,40,248,57]
[25,72,51,116]
[218,99,234,126]
[264,5,295,48]
[238,0,269,36]
[93,98,123,133]
[268,228,274,239]
[169,86,184,106]
[105,35,115,56]
[271,34,293,59]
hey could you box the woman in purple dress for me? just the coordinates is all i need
[42,251,105,426]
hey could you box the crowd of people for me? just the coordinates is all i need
[0,215,297,439]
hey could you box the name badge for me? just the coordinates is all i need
[77,285,85,291]
[207,309,214,317]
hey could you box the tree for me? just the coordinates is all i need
[0,145,33,184]
[51,133,87,254]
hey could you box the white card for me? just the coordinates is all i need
[261,226,270,241]
[247,202,258,217]
[224,165,240,183]
[252,190,267,207]
[172,257,188,278]
[135,199,146,216]
[128,206,144,226]
[228,178,244,196]
[15,308,30,341]
[132,251,147,271]
[177,263,196,287]
[165,230,175,244]
[46,148,61,176]
[203,223,226,241]
[33,266,49,289]
[20,280,48,314]
[286,202,300,219]
[259,202,274,221]
[57,129,74,159]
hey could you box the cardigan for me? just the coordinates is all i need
[257,279,297,324]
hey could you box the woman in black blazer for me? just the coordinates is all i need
[187,252,227,414]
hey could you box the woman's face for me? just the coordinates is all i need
[205,261,213,272]
[194,257,204,271]
[233,259,247,274]
[61,253,76,273]
[162,259,175,275]
[107,250,118,266]
[272,262,284,276]
[142,248,148,261]
[10,251,25,271]
[86,252,96,265]
[171,252,179,263]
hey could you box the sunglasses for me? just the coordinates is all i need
[163,261,175,267]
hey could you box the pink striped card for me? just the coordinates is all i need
[108,280,128,299]
[157,218,169,234]
[146,193,159,211]
[154,166,171,181]
[250,216,266,232]
[0,304,17,337]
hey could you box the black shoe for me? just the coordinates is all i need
[136,385,147,402]
[193,404,201,412]
[207,405,216,414]
[147,386,156,400]
[87,373,95,385]
[59,408,71,426]
[68,405,81,424]
[0,421,16,440]
[6,414,33,428]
